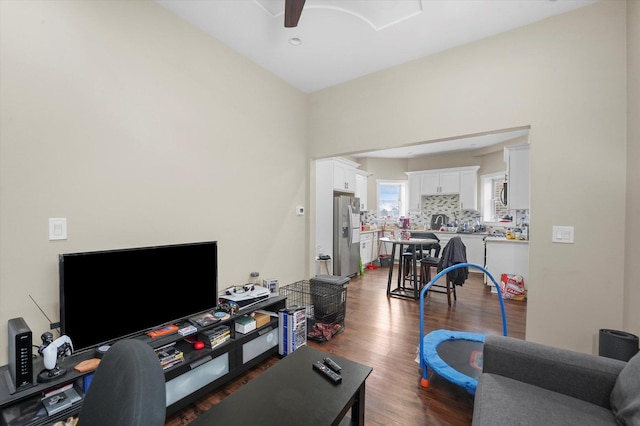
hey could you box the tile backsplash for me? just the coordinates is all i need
[361,193,528,231]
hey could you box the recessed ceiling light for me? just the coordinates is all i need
[289,37,302,46]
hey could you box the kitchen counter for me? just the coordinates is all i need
[484,237,529,244]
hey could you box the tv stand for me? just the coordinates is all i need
[0,296,286,425]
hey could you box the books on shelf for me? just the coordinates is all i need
[199,325,231,349]
[154,342,184,369]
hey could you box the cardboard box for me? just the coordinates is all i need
[253,312,271,328]
[235,316,256,334]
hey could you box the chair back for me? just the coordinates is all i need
[437,236,469,285]
[405,232,441,257]
[78,339,166,426]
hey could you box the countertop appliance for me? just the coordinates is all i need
[333,195,360,277]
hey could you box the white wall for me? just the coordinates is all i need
[309,1,634,354]
[0,1,308,364]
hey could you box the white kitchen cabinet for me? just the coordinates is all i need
[484,239,529,292]
[432,232,484,273]
[461,234,485,268]
[459,168,479,210]
[407,173,422,212]
[315,157,360,262]
[355,170,368,211]
[421,171,460,195]
[504,144,529,210]
[332,158,357,193]
[361,231,380,265]
[360,232,373,265]
[407,166,479,210]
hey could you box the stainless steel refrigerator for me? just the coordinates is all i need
[333,195,361,277]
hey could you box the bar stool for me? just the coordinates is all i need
[401,249,421,290]
[420,255,440,286]
[421,257,457,306]
[402,233,440,290]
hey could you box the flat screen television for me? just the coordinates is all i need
[59,241,218,353]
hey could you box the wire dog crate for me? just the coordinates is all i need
[281,275,349,341]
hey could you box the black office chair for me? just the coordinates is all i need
[78,339,166,426]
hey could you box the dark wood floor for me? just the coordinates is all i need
[165,265,526,426]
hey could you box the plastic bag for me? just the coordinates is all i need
[500,274,527,301]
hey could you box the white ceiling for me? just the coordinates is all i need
[154,0,596,158]
[155,0,597,94]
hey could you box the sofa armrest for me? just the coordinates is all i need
[482,335,626,407]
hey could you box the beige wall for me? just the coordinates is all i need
[309,1,635,354]
[625,0,640,343]
[0,1,308,364]
[0,0,636,367]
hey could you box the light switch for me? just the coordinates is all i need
[296,206,305,216]
[552,226,574,243]
[49,218,67,240]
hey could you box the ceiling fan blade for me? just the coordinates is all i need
[284,0,306,28]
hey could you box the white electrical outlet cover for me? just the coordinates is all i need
[49,218,68,240]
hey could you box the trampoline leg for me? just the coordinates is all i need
[420,366,430,388]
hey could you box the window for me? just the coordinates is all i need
[481,172,511,223]
[377,180,407,221]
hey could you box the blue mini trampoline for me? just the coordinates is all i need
[419,263,508,395]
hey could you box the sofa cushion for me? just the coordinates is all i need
[473,373,616,426]
[610,352,640,426]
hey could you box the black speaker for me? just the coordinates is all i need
[8,317,34,392]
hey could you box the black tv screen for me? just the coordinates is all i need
[59,241,218,352]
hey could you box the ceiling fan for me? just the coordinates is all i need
[284,0,306,27]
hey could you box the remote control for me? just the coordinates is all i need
[313,360,342,384]
[323,357,342,373]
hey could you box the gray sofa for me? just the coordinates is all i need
[472,335,640,425]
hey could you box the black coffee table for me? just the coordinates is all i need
[190,345,373,425]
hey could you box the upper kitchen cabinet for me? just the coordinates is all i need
[421,170,460,195]
[329,157,358,193]
[459,167,480,210]
[504,144,530,210]
[355,170,369,211]
[315,157,360,259]
[408,173,422,211]
[407,166,479,211]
